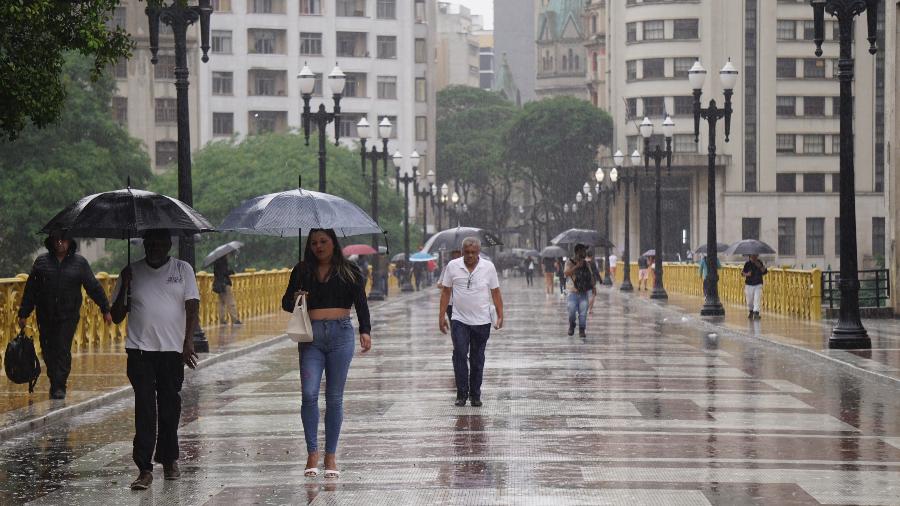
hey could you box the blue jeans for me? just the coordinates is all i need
[299,317,355,454]
[450,320,491,398]
[567,292,589,330]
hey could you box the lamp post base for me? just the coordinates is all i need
[620,279,634,292]
[368,289,385,301]
[650,288,668,300]
[603,277,613,287]
[829,325,871,350]
[700,302,725,316]
[193,327,209,353]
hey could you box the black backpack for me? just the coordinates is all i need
[572,264,595,292]
[4,330,41,393]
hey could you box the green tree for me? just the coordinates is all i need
[436,85,510,123]
[1,0,133,140]
[0,54,151,276]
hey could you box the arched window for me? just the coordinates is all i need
[562,55,567,70]
[592,15,597,34]
[574,54,579,70]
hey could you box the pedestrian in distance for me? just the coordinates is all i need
[556,257,566,295]
[542,255,556,295]
[742,254,768,320]
[17,229,112,400]
[608,253,618,282]
[110,229,200,491]
[564,244,596,337]
[524,256,535,287]
[698,254,721,298]
[212,255,241,325]
[439,237,504,408]
[281,228,372,479]
[637,255,650,291]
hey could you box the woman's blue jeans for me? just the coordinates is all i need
[299,317,355,454]
[567,292,589,330]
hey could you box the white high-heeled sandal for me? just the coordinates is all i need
[304,467,319,477]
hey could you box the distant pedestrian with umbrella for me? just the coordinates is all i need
[726,239,776,320]
[564,244,596,337]
[280,229,372,479]
[17,229,112,400]
[540,245,565,296]
[203,241,244,325]
[637,254,650,291]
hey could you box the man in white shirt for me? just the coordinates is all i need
[439,237,504,407]
[111,229,200,491]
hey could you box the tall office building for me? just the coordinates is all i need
[493,0,536,103]
[534,0,588,100]
[434,2,481,90]
[582,0,607,111]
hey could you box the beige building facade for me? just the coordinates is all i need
[434,2,481,90]
[582,0,607,111]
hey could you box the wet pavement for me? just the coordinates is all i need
[1,279,899,505]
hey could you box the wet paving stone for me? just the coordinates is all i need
[1,280,899,505]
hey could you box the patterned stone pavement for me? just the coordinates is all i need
[1,279,899,505]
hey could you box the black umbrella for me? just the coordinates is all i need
[724,239,776,256]
[202,241,244,268]
[421,226,502,253]
[540,245,567,258]
[550,228,613,248]
[694,242,730,255]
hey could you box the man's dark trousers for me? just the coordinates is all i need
[126,349,184,471]
[450,320,491,398]
[37,317,79,392]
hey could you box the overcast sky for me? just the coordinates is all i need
[457,0,494,30]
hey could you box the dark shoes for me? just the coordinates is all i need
[748,311,754,319]
[753,311,761,320]
[50,389,66,400]
[567,324,575,336]
[163,461,180,480]
[233,320,242,325]
[130,471,153,490]
[455,394,467,407]
[470,396,482,407]
[578,328,586,338]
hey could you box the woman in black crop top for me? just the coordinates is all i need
[281,228,371,479]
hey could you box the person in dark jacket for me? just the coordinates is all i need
[213,255,241,325]
[17,230,111,399]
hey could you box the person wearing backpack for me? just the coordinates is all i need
[564,244,596,337]
[17,230,111,400]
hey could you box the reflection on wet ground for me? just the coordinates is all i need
[1,279,899,505]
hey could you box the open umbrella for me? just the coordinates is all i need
[422,226,502,253]
[511,248,540,258]
[642,249,656,257]
[551,228,613,248]
[391,252,407,263]
[202,241,244,268]
[343,244,378,256]
[540,245,567,258]
[724,239,776,256]
[409,251,437,262]
[694,242,730,255]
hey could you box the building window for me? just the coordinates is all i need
[300,32,322,55]
[336,0,365,16]
[212,71,233,95]
[248,29,285,54]
[249,69,286,96]
[673,57,694,78]
[872,217,885,260]
[831,173,840,193]
[806,218,824,256]
[155,141,177,168]
[626,135,639,155]
[299,0,320,14]
[673,19,698,39]
[336,32,367,57]
[625,98,637,119]
[415,116,427,141]
[803,134,825,154]
[154,54,176,80]
[415,38,426,63]
[776,58,796,78]
[776,173,796,192]
[643,20,664,40]
[249,0,285,14]
[626,60,637,80]
[642,58,664,79]
[212,0,231,12]
[415,77,426,102]
[212,30,232,53]
[742,218,760,240]
[343,72,367,98]
[414,0,425,22]
[377,0,395,19]
[377,35,397,59]
[155,98,177,123]
[626,22,636,42]
[803,173,825,192]
[111,58,128,79]
[212,112,233,136]
[778,218,796,256]
[831,96,841,116]
[803,20,816,40]
[112,96,127,125]
[248,111,286,135]
[673,134,696,153]
[776,96,796,116]
[834,217,841,256]
[831,134,840,154]
[377,75,397,99]
[776,134,795,153]
[776,20,796,40]
[377,115,397,138]
[642,96,664,117]
[804,96,825,116]
[804,58,826,78]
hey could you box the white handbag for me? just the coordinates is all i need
[286,293,314,343]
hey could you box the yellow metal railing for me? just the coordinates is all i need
[614,262,822,319]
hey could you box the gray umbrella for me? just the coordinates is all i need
[724,239,776,256]
[422,226,502,253]
[202,241,244,267]
[550,228,614,248]
[540,245,567,258]
[511,248,540,258]
[694,242,730,255]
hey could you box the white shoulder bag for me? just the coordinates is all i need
[287,293,313,343]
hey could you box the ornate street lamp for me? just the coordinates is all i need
[394,151,420,292]
[641,116,674,300]
[612,149,641,291]
[146,0,212,352]
[575,191,583,228]
[450,191,460,226]
[356,117,392,301]
[439,183,449,229]
[690,59,737,316]
[416,170,436,240]
[596,164,618,286]
[298,63,346,192]
[809,0,878,349]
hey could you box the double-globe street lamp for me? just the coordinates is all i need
[689,59,738,316]
[640,116,675,301]
[394,151,421,292]
[416,176,437,240]
[594,166,618,286]
[356,117,392,301]
[146,0,212,352]
[612,149,643,291]
[809,0,878,349]
[581,182,596,230]
[298,63,346,192]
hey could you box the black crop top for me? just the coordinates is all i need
[281,262,371,334]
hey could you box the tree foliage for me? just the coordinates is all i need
[436,85,510,123]
[0,54,151,276]
[0,0,133,140]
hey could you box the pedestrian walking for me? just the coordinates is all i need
[637,255,650,291]
[524,256,535,287]
[698,254,721,298]
[110,229,200,490]
[212,255,241,325]
[17,230,112,400]
[742,254,768,319]
[608,253,618,281]
[564,244,596,337]
[439,237,504,408]
[281,228,372,479]
[413,261,426,291]
[556,258,566,295]
[542,255,556,295]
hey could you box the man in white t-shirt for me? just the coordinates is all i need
[439,237,504,408]
[111,229,200,491]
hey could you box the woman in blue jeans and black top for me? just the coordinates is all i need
[282,228,372,479]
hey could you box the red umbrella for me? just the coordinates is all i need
[343,244,378,256]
